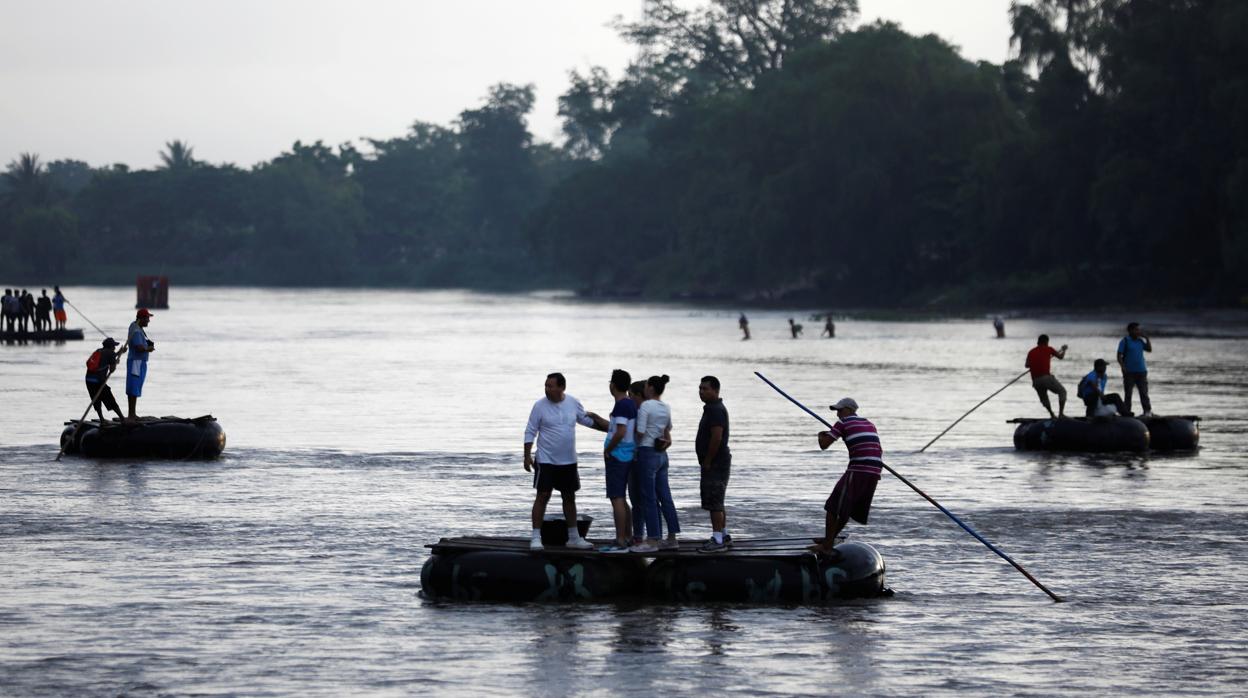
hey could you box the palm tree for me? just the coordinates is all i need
[158,140,198,170]
[1,152,50,208]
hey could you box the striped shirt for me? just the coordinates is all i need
[827,415,884,475]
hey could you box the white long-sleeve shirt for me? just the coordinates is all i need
[524,394,594,465]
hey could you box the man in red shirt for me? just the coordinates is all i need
[1025,334,1069,418]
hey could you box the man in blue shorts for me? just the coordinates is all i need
[126,308,155,421]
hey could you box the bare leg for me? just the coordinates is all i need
[561,492,578,534]
[811,512,847,554]
[531,490,552,529]
[611,497,630,544]
[127,395,138,421]
[710,510,726,533]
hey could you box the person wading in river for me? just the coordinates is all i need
[1026,334,1069,419]
[523,372,606,551]
[811,398,884,558]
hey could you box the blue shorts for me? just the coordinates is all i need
[604,456,632,499]
[126,360,148,397]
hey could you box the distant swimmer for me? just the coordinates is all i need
[1117,322,1153,418]
[822,313,835,338]
[812,398,883,558]
[523,372,607,551]
[1025,334,1069,419]
[739,313,750,340]
[52,286,67,330]
[126,308,155,421]
[993,315,1005,338]
[85,337,127,422]
[789,318,803,339]
[1078,358,1127,417]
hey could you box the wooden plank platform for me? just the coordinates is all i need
[427,535,839,558]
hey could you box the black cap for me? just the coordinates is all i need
[102,337,118,347]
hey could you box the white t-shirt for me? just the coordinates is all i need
[635,399,671,448]
[524,394,594,465]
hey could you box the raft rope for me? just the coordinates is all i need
[919,369,1031,453]
[754,371,1064,603]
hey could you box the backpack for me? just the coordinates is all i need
[1077,374,1096,400]
[86,349,103,373]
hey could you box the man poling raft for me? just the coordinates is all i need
[57,306,227,460]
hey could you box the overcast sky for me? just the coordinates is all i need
[0,1,1013,170]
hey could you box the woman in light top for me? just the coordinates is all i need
[632,374,678,552]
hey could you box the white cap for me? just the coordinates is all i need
[830,397,858,411]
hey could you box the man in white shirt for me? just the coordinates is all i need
[524,372,607,550]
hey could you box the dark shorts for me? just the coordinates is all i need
[825,470,881,525]
[699,455,731,512]
[605,456,632,499]
[534,463,580,494]
[86,378,121,414]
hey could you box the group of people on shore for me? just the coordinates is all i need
[1026,322,1155,419]
[83,308,156,422]
[1,286,66,333]
[523,371,881,558]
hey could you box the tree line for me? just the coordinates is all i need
[2,0,1245,306]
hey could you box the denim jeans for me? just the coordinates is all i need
[632,446,662,540]
[654,450,680,535]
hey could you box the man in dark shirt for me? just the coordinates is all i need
[85,337,127,422]
[35,290,52,332]
[695,375,732,553]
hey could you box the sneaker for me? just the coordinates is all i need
[1141,411,1155,418]
[598,543,630,554]
[629,541,659,553]
[698,537,727,554]
[530,539,544,551]
[658,538,679,551]
[723,533,734,549]
[565,538,594,550]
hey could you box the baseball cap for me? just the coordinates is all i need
[830,397,858,411]
[136,308,153,318]
[1094,358,1108,368]
[102,337,118,347]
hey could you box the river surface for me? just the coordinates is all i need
[2,288,1246,696]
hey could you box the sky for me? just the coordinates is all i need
[0,1,1014,170]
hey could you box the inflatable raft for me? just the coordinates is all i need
[1010,415,1198,452]
[1,328,84,342]
[59,415,226,459]
[420,536,888,603]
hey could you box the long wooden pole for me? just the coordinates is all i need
[919,369,1031,453]
[56,368,117,461]
[754,371,1064,602]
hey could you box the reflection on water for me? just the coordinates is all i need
[1,289,1246,695]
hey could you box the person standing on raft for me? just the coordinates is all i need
[1117,322,1154,418]
[696,375,732,553]
[52,286,67,330]
[1025,334,1069,418]
[599,369,639,553]
[811,398,884,557]
[523,372,607,551]
[125,308,155,422]
[85,337,127,422]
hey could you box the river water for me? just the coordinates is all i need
[2,288,1246,696]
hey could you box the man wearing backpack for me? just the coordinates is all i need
[86,338,127,422]
[1078,359,1127,418]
